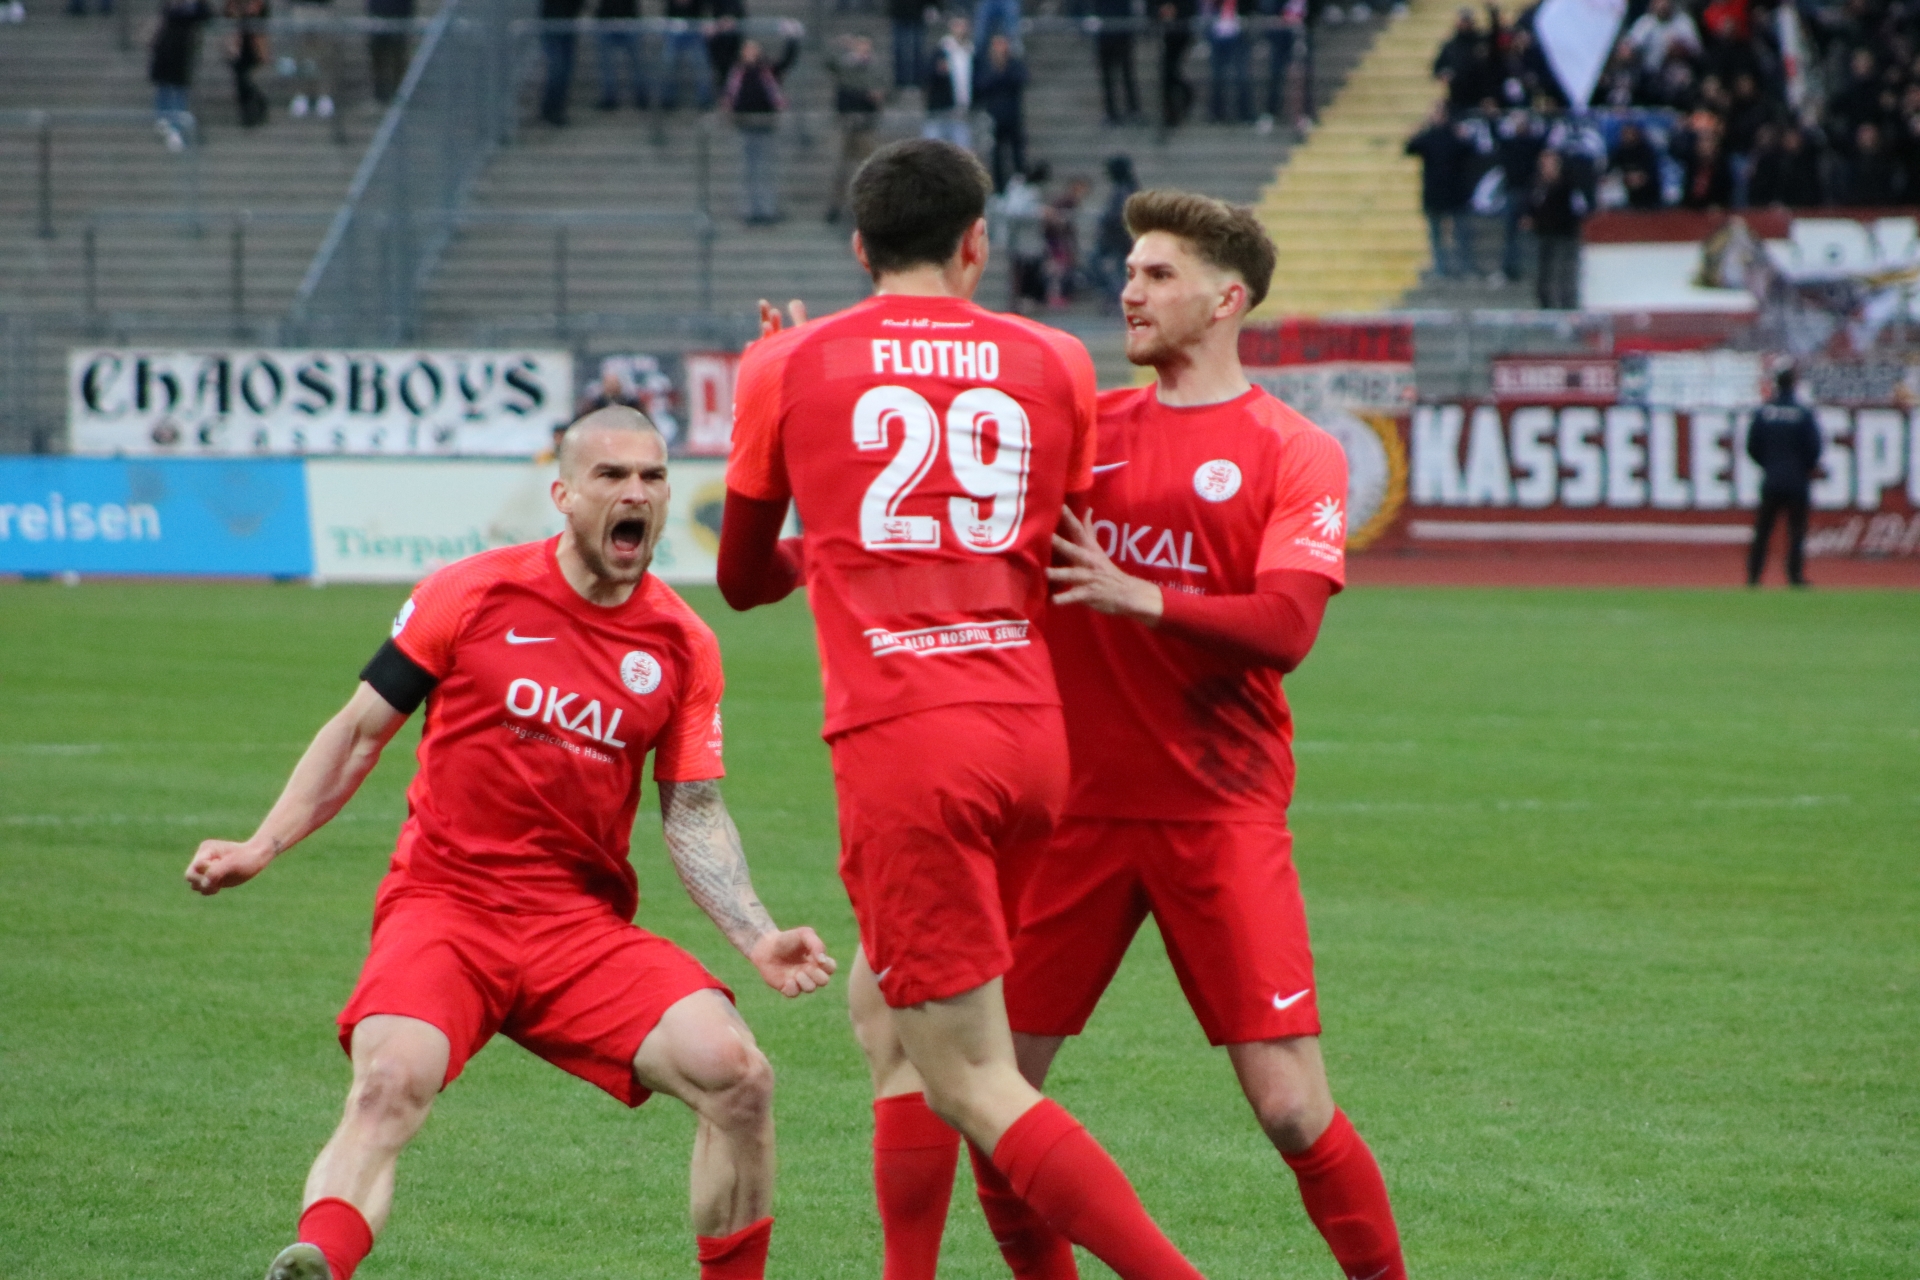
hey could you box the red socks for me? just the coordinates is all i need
[991,1099,1202,1280]
[296,1198,373,1280]
[1282,1110,1405,1280]
[872,1093,960,1280]
[697,1216,773,1280]
[969,1139,1079,1280]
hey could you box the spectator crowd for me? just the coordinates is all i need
[1409,0,1920,302]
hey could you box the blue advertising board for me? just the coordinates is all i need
[0,458,312,576]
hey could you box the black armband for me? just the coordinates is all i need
[360,639,438,714]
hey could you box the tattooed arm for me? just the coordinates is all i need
[658,779,837,997]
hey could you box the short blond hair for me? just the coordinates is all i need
[1124,190,1276,309]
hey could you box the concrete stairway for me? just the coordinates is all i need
[0,0,390,446]
[1252,0,1457,315]
[419,6,1388,377]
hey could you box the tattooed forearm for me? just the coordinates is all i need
[658,780,778,955]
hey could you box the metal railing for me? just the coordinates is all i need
[0,109,201,238]
[287,0,517,345]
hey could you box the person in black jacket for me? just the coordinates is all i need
[367,0,415,104]
[974,32,1028,190]
[540,0,586,125]
[722,33,798,222]
[595,0,649,110]
[1093,0,1141,125]
[1745,368,1823,586]
[1524,147,1587,308]
[1156,0,1196,128]
[149,0,211,147]
[1405,104,1479,278]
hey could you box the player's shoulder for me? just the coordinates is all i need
[639,575,721,650]
[1096,383,1156,420]
[737,317,814,374]
[988,309,1093,370]
[415,538,551,601]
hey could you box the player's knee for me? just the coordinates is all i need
[1249,1081,1331,1152]
[701,1039,774,1130]
[348,1053,439,1133]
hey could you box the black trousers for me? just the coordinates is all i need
[989,115,1026,191]
[1097,33,1138,121]
[1536,232,1580,309]
[1160,30,1193,127]
[1748,488,1810,585]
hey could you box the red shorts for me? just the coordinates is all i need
[832,702,1067,1009]
[337,887,731,1107]
[1004,816,1320,1047]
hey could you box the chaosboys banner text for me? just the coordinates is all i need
[69,349,573,457]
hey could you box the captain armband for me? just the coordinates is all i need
[360,640,439,715]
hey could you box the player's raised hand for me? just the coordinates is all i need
[183,837,276,896]
[1049,505,1165,623]
[754,298,809,342]
[748,926,838,997]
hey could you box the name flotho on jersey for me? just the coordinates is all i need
[1088,511,1208,575]
[504,677,629,750]
[871,338,1000,381]
[864,619,1031,657]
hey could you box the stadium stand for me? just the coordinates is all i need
[422,3,1388,379]
[1,0,1386,443]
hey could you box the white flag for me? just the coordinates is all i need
[1535,0,1627,107]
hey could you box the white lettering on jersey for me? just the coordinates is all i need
[1089,512,1208,575]
[865,619,1032,657]
[871,338,999,382]
[504,677,629,748]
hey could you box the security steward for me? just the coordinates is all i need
[1746,367,1824,587]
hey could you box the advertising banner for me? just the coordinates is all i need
[1240,322,1920,560]
[305,457,753,584]
[680,352,741,456]
[69,349,573,457]
[1240,320,1414,550]
[0,457,313,576]
[1401,401,1920,557]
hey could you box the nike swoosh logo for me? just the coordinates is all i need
[1272,988,1312,1010]
[505,630,556,645]
[1091,461,1129,473]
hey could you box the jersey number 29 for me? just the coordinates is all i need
[853,385,1032,554]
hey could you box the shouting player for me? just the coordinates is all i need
[716,139,1209,1280]
[1003,191,1408,1280]
[184,407,836,1280]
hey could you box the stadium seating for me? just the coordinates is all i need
[1255,0,1462,315]
[0,0,1384,438]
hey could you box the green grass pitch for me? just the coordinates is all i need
[1,579,1915,1279]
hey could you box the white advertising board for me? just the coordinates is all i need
[69,349,573,456]
[304,457,742,584]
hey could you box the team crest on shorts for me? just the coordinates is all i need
[1193,459,1242,502]
[620,650,662,695]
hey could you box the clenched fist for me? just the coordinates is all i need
[184,838,276,896]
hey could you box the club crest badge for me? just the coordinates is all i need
[1193,459,1242,502]
[620,650,662,695]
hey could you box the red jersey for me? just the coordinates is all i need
[1044,385,1348,822]
[728,293,1098,737]
[383,538,725,920]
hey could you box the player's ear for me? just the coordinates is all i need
[962,217,990,266]
[1216,276,1248,322]
[550,476,575,516]
[851,230,871,276]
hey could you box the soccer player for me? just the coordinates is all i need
[183,407,836,1280]
[1003,191,1408,1280]
[715,139,1209,1280]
